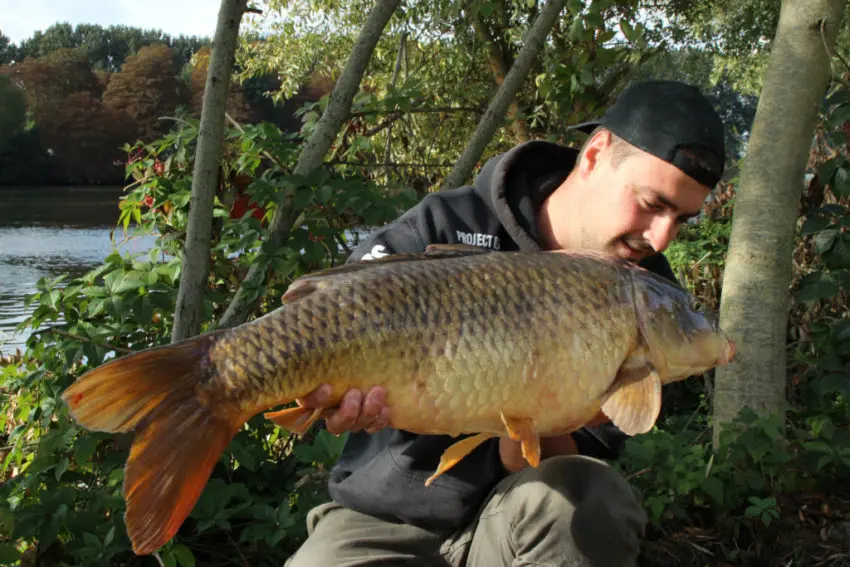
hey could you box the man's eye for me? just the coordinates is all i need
[643,200,663,211]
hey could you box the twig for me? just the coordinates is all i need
[349,106,482,117]
[224,529,250,567]
[335,233,352,256]
[625,467,651,481]
[35,328,133,354]
[225,113,289,173]
[820,19,850,88]
[325,160,454,168]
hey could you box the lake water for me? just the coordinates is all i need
[0,186,157,354]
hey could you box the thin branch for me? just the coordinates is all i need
[325,160,455,168]
[820,19,850,87]
[349,106,482,117]
[34,328,133,354]
[226,113,289,172]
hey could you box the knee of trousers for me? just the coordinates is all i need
[503,455,648,563]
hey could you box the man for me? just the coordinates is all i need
[285,79,726,566]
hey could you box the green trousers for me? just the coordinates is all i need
[285,454,647,567]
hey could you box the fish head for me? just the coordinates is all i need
[631,269,735,384]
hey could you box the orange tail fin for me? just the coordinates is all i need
[61,331,244,555]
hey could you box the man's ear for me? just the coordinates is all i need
[577,129,611,177]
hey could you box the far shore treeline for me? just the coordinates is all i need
[0,23,330,186]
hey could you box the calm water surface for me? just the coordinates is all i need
[0,186,156,354]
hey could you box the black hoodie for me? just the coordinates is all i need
[326,140,677,534]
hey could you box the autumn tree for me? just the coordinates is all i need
[103,43,186,143]
[188,46,256,124]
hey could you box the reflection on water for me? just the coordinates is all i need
[0,186,157,354]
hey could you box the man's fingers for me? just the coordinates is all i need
[325,389,363,435]
[361,386,386,420]
[365,407,392,434]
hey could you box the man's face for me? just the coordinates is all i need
[547,131,711,263]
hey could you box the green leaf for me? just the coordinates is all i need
[0,544,21,564]
[796,272,839,302]
[702,476,724,504]
[815,228,839,253]
[172,543,195,567]
[832,163,850,198]
[83,532,101,548]
[801,214,833,235]
[74,434,100,464]
[829,103,850,129]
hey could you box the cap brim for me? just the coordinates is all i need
[566,120,601,134]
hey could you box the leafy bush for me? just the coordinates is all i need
[0,116,415,566]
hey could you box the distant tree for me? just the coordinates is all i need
[0,74,26,154]
[0,31,11,65]
[103,44,186,142]
[6,48,103,121]
[39,91,132,184]
[13,23,210,72]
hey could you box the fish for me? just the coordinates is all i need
[60,244,735,555]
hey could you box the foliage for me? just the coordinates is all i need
[0,116,416,565]
[102,44,186,144]
[0,33,300,186]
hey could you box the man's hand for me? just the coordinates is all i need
[498,410,611,473]
[295,384,391,435]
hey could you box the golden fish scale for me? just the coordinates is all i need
[205,251,640,435]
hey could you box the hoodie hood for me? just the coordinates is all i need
[473,140,578,252]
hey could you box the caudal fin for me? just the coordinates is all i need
[61,332,245,555]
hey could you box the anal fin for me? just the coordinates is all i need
[426,432,497,486]
[600,365,662,435]
[500,413,541,467]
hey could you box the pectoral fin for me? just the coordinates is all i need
[500,413,541,467]
[600,365,662,435]
[426,432,497,486]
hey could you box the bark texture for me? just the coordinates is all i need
[171,0,253,343]
[712,0,847,446]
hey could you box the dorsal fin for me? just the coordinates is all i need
[280,243,494,303]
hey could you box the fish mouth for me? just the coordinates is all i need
[717,336,736,365]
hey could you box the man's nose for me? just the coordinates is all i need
[645,216,678,253]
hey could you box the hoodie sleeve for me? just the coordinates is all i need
[347,193,459,262]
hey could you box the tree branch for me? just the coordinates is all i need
[171,0,251,343]
[217,0,402,329]
[440,0,567,192]
[349,105,482,117]
[326,160,454,168]
[36,328,134,354]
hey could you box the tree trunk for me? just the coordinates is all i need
[217,0,401,329]
[170,0,255,343]
[712,0,847,446]
[439,0,567,192]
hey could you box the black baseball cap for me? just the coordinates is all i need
[569,80,726,188]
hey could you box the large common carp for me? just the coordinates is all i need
[61,244,735,555]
